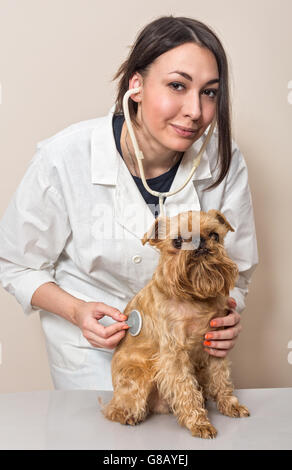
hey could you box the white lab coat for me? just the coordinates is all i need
[0,104,258,390]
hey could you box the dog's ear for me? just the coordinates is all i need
[141,216,168,246]
[207,209,235,233]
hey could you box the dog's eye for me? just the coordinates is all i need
[172,236,183,249]
[209,231,219,242]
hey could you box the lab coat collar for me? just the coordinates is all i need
[91,105,120,185]
[91,105,215,238]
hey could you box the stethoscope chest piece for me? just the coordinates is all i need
[125,309,143,336]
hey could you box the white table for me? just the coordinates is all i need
[0,388,291,450]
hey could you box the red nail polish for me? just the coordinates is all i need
[230,298,237,307]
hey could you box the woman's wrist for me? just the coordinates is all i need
[71,297,86,326]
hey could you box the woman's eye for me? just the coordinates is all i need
[169,82,185,91]
[172,236,183,249]
[209,231,219,242]
[202,88,218,99]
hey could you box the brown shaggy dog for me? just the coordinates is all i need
[102,209,249,438]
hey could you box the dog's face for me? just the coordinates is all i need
[142,210,238,299]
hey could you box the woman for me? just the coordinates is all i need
[0,16,258,390]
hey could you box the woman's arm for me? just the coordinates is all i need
[31,282,129,349]
[204,146,258,356]
[0,148,128,349]
[220,146,259,313]
[0,148,72,315]
[31,281,85,325]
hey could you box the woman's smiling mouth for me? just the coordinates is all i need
[170,124,199,137]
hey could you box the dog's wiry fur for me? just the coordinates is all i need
[102,209,249,438]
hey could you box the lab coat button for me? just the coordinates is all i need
[132,255,142,264]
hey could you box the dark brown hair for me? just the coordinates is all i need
[111,15,232,191]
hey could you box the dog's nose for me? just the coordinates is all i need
[198,237,206,250]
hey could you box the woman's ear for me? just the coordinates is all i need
[128,73,143,102]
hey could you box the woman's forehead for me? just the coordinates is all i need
[149,43,219,78]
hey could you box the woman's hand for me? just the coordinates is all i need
[203,297,242,357]
[74,301,129,349]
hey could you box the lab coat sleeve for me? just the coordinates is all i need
[220,146,259,314]
[0,148,71,315]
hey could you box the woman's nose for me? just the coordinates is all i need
[183,93,202,120]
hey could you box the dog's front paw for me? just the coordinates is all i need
[104,403,145,426]
[225,404,250,418]
[190,422,217,439]
[124,413,146,426]
[217,398,250,418]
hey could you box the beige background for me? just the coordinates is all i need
[0,0,291,393]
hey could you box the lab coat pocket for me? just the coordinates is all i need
[39,310,89,371]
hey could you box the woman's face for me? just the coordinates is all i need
[130,42,219,154]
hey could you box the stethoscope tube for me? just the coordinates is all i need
[122,87,216,217]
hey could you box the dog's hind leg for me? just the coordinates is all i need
[102,363,155,426]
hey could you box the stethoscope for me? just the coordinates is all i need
[122,87,216,336]
[122,86,216,218]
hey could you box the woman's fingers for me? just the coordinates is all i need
[204,306,242,357]
[86,326,129,349]
[91,301,127,322]
[205,324,242,341]
[204,347,230,357]
[210,310,240,328]
[227,297,237,309]
[84,316,129,348]
[204,339,236,350]
[74,301,130,349]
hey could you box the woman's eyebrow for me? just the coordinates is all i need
[168,70,219,85]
